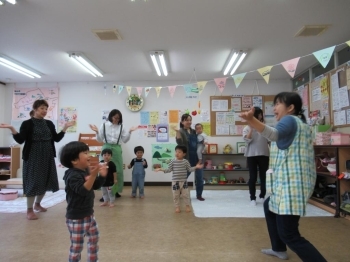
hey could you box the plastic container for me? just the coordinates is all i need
[224,162,233,170]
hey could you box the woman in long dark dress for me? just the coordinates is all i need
[0,100,74,220]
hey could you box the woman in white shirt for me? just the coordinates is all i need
[90,109,137,197]
[242,107,269,206]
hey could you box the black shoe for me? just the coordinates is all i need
[115,193,121,198]
[99,197,104,202]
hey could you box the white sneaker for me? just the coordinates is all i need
[250,200,257,206]
[259,198,265,202]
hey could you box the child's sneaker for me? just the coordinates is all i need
[250,200,257,206]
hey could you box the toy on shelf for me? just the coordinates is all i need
[223,144,233,154]
[219,172,227,184]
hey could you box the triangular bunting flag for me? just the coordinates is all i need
[347,40,350,47]
[118,85,124,94]
[214,77,227,93]
[126,86,132,96]
[257,66,273,84]
[136,87,143,97]
[197,81,207,95]
[144,87,152,98]
[281,57,300,78]
[313,46,335,68]
[155,86,162,98]
[184,84,192,96]
[113,85,117,93]
[232,73,246,88]
[168,86,176,98]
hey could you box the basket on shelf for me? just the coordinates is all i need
[0,170,10,175]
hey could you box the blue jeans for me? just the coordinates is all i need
[264,197,326,262]
[132,173,145,197]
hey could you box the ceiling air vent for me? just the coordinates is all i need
[295,25,330,37]
[92,30,122,40]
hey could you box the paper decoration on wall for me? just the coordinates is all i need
[148,125,157,137]
[169,123,178,137]
[118,85,124,94]
[150,111,159,124]
[156,124,169,142]
[232,73,246,88]
[113,85,117,93]
[136,125,148,139]
[144,87,151,97]
[59,107,77,133]
[281,57,300,78]
[137,87,143,97]
[214,77,227,93]
[169,110,179,123]
[313,46,335,68]
[155,86,162,98]
[197,81,207,95]
[258,66,273,84]
[151,143,176,170]
[140,111,150,125]
[184,84,192,96]
[168,86,176,97]
[126,86,132,96]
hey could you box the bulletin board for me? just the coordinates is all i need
[309,75,331,125]
[210,95,264,136]
[329,64,350,127]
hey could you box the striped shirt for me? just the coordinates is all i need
[262,116,316,216]
[162,159,196,181]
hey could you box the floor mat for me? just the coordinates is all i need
[190,190,333,218]
[0,190,66,213]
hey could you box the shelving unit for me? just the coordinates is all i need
[310,145,350,218]
[0,147,20,186]
[78,133,103,165]
[202,153,252,187]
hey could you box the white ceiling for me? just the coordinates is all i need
[0,0,349,84]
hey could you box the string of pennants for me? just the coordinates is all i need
[112,39,350,98]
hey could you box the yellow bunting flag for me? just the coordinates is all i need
[346,40,350,47]
[155,86,162,98]
[257,66,273,84]
[232,73,246,88]
[126,86,132,96]
[197,81,207,95]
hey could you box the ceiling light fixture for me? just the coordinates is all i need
[6,0,17,4]
[223,50,248,76]
[150,51,168,76]
[0,55,41,78]
[68,52,103,77]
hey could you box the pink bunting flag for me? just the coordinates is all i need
[281,57,300,78]
[214,77,227,93]
[136,87,143,97]
[168,86,177,98]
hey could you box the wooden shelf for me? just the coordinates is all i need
[203,168,249,172]
[316,172,337,178]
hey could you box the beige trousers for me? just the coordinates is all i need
[172,181,190,207]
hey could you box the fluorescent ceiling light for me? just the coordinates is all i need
[0,55,41,78]
[68,52,103,77]
[0,1,4,5]
[223,50,248,76]
[6,0,16,4]
[150,51,168,76]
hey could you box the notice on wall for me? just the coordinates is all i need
[231,97,241,111]
[156,124,169,142]
[211,100,228,111]
[242,96,252,110]
[252,96,263,109]
[331,73,341,110]
[334,110,346,126]
[312,87,322,102]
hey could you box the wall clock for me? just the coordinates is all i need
[126,94,144,112]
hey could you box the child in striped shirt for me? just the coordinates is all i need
[155,145,203,213]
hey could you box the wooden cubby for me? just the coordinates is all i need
[0,147,21,186]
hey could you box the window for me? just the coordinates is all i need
[338,46,350,66]
[292,70,309,90]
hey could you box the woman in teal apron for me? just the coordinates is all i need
[90,109,137,197]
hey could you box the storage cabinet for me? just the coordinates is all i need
[311,145,350,218]
[78,133,103,165]
[202,153,251,186]
[0,147,20,182]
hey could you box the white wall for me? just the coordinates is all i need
[0,83,6,146]
[1,79,292,184]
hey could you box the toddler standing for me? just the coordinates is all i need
[195,123,208,164]
[155,145,203,213]
[60,141,108,262]
[99,148,117,207]
[128,146,148,198]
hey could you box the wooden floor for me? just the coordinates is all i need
[0,186,349,262]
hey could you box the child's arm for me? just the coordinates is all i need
[128,159,134,169]
[202,132,209,144]
[143,159,148,169]
[185,160,203,173]
[84,164,107,191]
[155,160,173,173]
[113,172,117,184]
